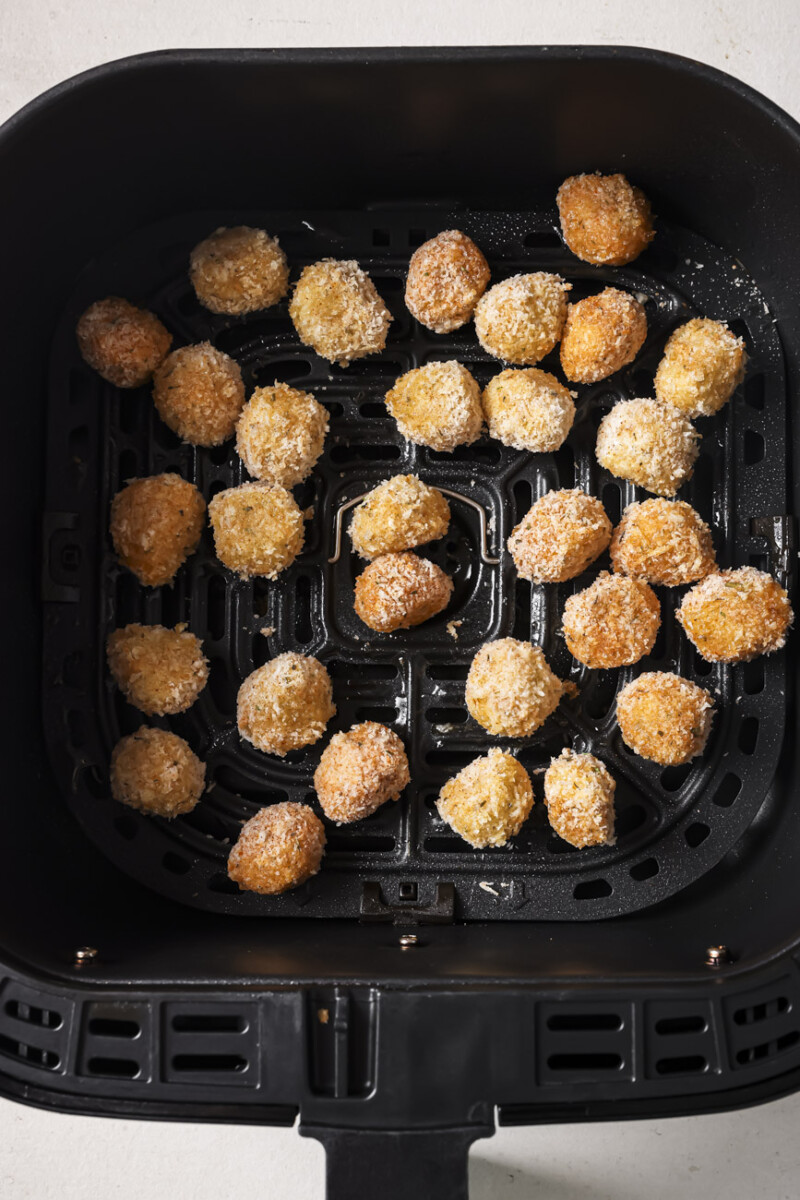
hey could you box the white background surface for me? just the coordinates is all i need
[1,1,799,1196]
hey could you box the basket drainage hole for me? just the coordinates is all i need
[660,763,692,792]
[87,1056,140,1078]
[573,878,612,900]
[88,1018,140,1039]
[743,659,765,694]
[655,1055,707,1076]
[713,772,742,808]
[547,1052,621,1071]
[172,1014,246,1033]
[655,1015,706,1036]
[745,374,764,410]
[614,804,647,839]
[685,822,710,848]
[738,716,759,755]
[113,814,139,840]
[744,430,765,465]
[171,1054,247,1073]
[630,858,659,882]
[546,1013,621,1032]
[356,706,397,722]
[208,873,240,895]
[4,1001,62,1030]
[162,852,192,876]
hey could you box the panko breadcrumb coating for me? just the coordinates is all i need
[237,653,335,756]
[465,639,563,737]
[655,318,746,418]
[405,230,490,333]
[544,749,616,848]
[508,489,611,583]
[227,803,326,895]
[437,748,534,849]
[77,297,172,388]
[482,367,575,452]
[152,342,245,447]
[677,567,793,663]
[236,383,329,487]
[596,397,699,497]
[616,672,714,765]
[107,623,208,716]
[354,552,453,633]
[189,226,289,315]
[208,481,304,579]
[289,259,391,366]
[110,727,205,818]
[110,473,206,588]
[562,572,660,668]
[474,272,570,365]
[385,361,483,452]
[314,722,410,823]
[349,475,450,559]
[610,498,716,586]
[557,173,654,266]
[560,288,647,383]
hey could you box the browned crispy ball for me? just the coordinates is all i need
[508,489,612,583]
[354,552,453,633]
[655,318,747,418]
[481,368,575,452]
[236,383,329,487]
[465,639,563,737]
[437,748,534,849]
[349,475,451,559]
[152,342,245,447]
[208,481,304,579]
[616,672,715,766]
[560,288,648,383]
[110,727,205,818]
[610,498,716,586]
[596,398,699,497]
[677,567,793,663]
[314,722,410,823]
[237,653,336,756]
[474,272,570,365]
[385,361,484,451]
[405,230,491,332]
[189,226,289,315]
[562,572,660,669]
[110,473,206,588]
[77,297,172,388]
[289,259,391,366]
[227,802,326,895]
[107,623,209,716]
[544,749,616,848]
[557,173,655,266]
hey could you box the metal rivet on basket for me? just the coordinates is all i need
[73,946,99,968]
[399,934,419,949]
[705,945,731,969]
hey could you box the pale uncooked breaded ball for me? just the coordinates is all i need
[560,288,647,383]
[655,317,746,418]
[437,748,533,849]
[508,489,612,583]
[77,297,172,388]
[189,226,289,315]
[208,481,304,579]
[107,623,209,716]
[557,173,654,266]
[227,803,326,895]
[562,572,660,669]
[610,498,716,586]
[596,398,699,497]
[354,552,453,633]
[236,383,328,487]
[237,653,335,756]
[152,342,245,447]
[482,367,575,452]
[110,473,206,588]
[289,259,391,366]
[110,727,205,818]
[465,638,563,737]
[405,229,490,333]
[314,722,410,823]
[617,672,714,766]
[474,272,570,365]
[677,567,793,663]
[544,749,616,848]
[349,475,450,559]
[385,361,483,451]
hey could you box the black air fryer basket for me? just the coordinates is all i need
[1,46,799,1199]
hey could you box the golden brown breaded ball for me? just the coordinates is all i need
[474,272,570,365]
[152,342,245,447]
[562,572,660,669]
[556,173,655,266]
[508,489,612,583]
[349,475,450,559]
[437,748,533,849]
[676,567,793,663]
[560,288,648,383]
[314,722,410,823]
[107,623,209,716]
[544,749,616,848]
[208,481,304,579]
[110,727,205,818]
[77,297,172,388]
[465,638,563,737]
[289,259,391,366]
[237,653,335,756]
[235,383,329,487]
[596,398,699,497]
[227,803,326,895]
[655,317,746,418]
[616,672,714,766]
[110,473,206,588]
[405,229,491,333]
[482,367,575,452]
[189,226,289,315]
[354,552,453,633]
[385,360,483,452]
[610,498,716,586]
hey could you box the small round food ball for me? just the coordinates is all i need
[508,489,611,584]
[385,361,483,451]
[189,226,289,315]
[208,481,304,579]
[152,342,245,447]
[405,229,490,333]
[314,722,410,823]
[354,552,453,633]
[289,259,391,366]
[562,572,660,669]
[544,749,615,849]
[617,672,714,766]
[237,653,335,756]
[437,748,533,849]
[466,638,563,737]
[474,272,570,365]
[677,567,793,663]
[610,498,716,586]
[110,473,206,588]
[557,173,654,266]
[349,475,450,559]
[655,318,746,418]
[227,803,325,895]
[560,288,647,383]
[236,383,328,487]
[77,297,172,388]
[110,727,205,818]
[482,367,575,452]
[596,398,699,497]
[107,623,209,716]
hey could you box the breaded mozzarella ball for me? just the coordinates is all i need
[385,360,483,451]
[107,623,208,716]
[349,475,450,559]
[616,672,714,765]
[227,803,326,895]
[544,749,616,848]
[314,722,410,823]
[677,567,793,663]
[474,272,570,365]
[236,383,328,487]
[77,297,172,388]
[110,473,206,588]
[610,498,716,586]
[508,489,611,583]
[481,367,575,452]
[237,653,335,756]
[437,748,533,849]
[189,226,289,315]
[655,318,746,417]
[596,398,699,497]
[152,342,245,446]
[557,173,654,265]
[208,481,304,579]
[562,572,660,669]
[465,639,563,737]
[560,288,647,383]
[110,728,205,818]
[354,552,453,633]
[405,229,490,332]
[289,259,391,366]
